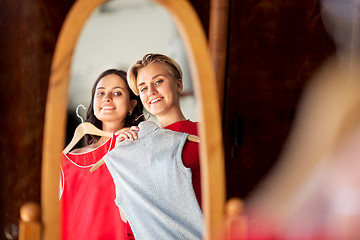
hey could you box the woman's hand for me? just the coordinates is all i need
[115,126,139,146]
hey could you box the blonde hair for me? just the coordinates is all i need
[127,53,183,95]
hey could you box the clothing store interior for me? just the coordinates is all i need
[1,0,360,239]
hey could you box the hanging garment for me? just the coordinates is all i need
[104,121,204,240]
[165,120,201,208]
[60,135,128,240]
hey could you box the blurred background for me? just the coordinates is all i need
[0,0,342,239]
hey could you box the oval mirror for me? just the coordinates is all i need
[42,0,224,239]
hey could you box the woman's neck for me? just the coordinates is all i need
[102,121,125,133]
[92,121,125,146]
[157,111,186,128]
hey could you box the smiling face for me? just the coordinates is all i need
[137,62,183,120]
[93,73,135,129]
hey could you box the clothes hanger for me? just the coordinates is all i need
[62,122,113,154]
[90,134,200,173]
[62,105,113,154]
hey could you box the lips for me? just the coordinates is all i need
[149,97,163,104]
[101,106,115,110]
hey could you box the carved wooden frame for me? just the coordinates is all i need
[42,0,225,239]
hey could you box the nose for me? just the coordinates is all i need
[102,92,112,102]
[147,84,157,96]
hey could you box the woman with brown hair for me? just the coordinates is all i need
[61,69,144,240]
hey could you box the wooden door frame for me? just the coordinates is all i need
[42,0,225,239]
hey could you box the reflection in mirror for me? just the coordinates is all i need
[66,0,198,146]
[61,1,203,239]
[43,0,225,238]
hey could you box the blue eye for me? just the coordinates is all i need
[155,79,163,85]
[140,87,147,93]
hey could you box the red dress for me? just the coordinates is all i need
[60,135,128,240]
[126,120,201,239]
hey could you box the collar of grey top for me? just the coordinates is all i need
[136,121,160,139]
[135,120,189,140]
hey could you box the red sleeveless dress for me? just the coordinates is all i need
[60,135,128,240]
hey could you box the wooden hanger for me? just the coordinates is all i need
[62,122,112,154]
[90,134,200,173]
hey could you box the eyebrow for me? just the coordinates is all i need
[137,74,166,87]
[96,86,124,90]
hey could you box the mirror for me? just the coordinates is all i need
[67,0,198,145]
[43,0,224,239]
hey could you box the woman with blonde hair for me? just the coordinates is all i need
[117,53,202,239]
[127,53,201,207]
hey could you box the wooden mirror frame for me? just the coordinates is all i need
[42,0,225,239]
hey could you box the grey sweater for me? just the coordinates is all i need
[104,121,203,240]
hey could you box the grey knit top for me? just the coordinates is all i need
[104,121,204,240]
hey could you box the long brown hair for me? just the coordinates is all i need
[85,69,145,144]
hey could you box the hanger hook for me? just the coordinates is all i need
[76,104,86,123]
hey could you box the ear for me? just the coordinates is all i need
[176,78,183,94]
[129,99,137,112]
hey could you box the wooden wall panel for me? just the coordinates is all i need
[0,0,74,238]
[223,0,335,199]
[189,0,210,37]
